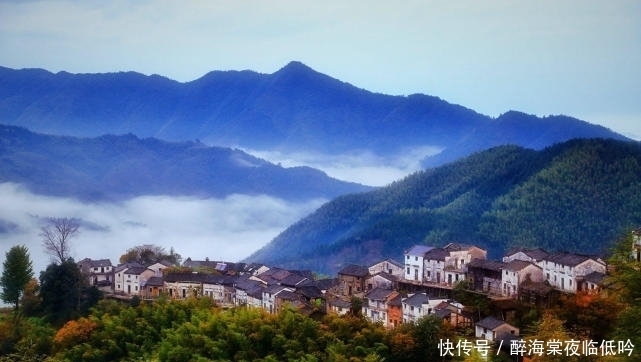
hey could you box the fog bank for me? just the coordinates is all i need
[0,183,326,275]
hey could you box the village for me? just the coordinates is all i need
[75,230,641,349]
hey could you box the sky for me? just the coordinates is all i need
[0,0,640,140]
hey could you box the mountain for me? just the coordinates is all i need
[245,138,641,275]
[0,62,628,167]
[0,125,369,202]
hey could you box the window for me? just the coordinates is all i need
[415,256,418,261]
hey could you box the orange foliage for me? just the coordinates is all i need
[53,317,98,350]
[574,291,597,308]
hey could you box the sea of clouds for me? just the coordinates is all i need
[0,183,326,276]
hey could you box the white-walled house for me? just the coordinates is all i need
[632,228,641,261]
[365,272,397,291]
[401,292,448,324]
[369,258,404,279]
[501,260,543,298]
[147,261,171,277]
[362,288,398,327]
[423,248,448,284]
[404,245,434,283]
[263,285,294,314]
[424,243,488,286]
[78,258,113,289]
[443,243,487,271]
[502,247,549,264]
[327,298,351,316]
[540,252,606,293]
[475,316,519,342]
[121,267,154,295]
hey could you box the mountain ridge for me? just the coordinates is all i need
[0,62,627,167]
[0,124,370,202]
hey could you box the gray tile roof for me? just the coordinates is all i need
[505,247,549,261]
[503,260,537,272]
[124,266,149,275]
[364,287,395,301]
[425,248,449,261]
[338,264,369,277]
[545,252,597,267]
[406,245,434,256]
[468,259,505,271]
[403,293,431,307]
[583,271,606,284]
[477,316,509,330]
[144,276,164,287]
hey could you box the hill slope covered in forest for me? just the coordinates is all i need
[246,138,641,274]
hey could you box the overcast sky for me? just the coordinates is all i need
[1,0,640,139]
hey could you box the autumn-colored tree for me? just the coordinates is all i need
[53,317,98,352]
[525,311,579,362]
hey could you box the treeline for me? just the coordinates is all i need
[1,296,460,362]
[250,138,641,273]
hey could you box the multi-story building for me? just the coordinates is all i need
[362,288,398,327]
[540,252,606,293]
[78,258,113,290]
[501,260,543,298]
[337,264,369,297]
[401,292,448,324]
[404,245,434,283]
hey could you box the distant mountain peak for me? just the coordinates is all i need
[278,60,314,73]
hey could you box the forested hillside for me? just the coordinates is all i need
[247,138,641,274]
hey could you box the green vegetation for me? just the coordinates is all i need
[250,139,641,274]
[1,230,641,361]
[0,245,33,311]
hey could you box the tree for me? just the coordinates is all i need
[0,245,34,310]
[39,260,84,326]
[119,244,181,266]
[40,217,79,264]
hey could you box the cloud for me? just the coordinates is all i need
[0,183,326,276]
[242,146,443,187]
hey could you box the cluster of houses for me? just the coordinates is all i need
[77,239,614,343]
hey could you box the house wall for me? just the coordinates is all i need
[387,304,402,329]
[424,259,444,284]
[365,274,394,290]
[404,253,425,282]
[338,274,365,296]
[541,258,605,293]
[475,324,518,341]
[369,260,403,278]
[165,281,201,299]
[363,299,388,325]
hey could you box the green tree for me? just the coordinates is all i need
[39,260,84,326]
[119,244,181,266]
[1,245,34,311]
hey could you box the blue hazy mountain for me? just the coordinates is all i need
[0,125,369,202]
[0,62,628,167]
